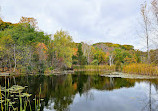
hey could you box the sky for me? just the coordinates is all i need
[0,0,149,50]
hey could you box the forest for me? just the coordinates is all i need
[0,0,158,75]
[0,17,141,73]
[0,16,157,75]
[1,0,158,111]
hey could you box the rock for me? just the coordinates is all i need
[101,72,158,79]
[0,73,10,76]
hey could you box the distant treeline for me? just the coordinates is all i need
[0,17,157,74]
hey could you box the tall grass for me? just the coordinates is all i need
[0,86,3,111]
[74,64,158,76]
[34,84,41,111]
[0,77,43,111]
[123,63,158,76]
[73,65,116,72]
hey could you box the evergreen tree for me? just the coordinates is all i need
[77,43,87,65]
[77,43,83,65]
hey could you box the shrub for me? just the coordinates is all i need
[91,60,99,65]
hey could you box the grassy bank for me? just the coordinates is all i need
[74,64,158,76]
[73,65,116,72]
[1,64,158,76]
[123,63,158,76]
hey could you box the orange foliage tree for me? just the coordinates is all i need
[36,43,48,61]
[19,16,38,28]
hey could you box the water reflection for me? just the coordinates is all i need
[0,72,158,111]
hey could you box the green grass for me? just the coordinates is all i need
[74,64,158,76]
[0,77,43,111]
[73,65,116,72]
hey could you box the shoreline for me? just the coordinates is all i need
[1,70,158,79]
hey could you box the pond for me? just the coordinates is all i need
[0,72,158,111]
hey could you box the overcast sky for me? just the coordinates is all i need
[1,0,149,50]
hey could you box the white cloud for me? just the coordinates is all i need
[0,0,148,50]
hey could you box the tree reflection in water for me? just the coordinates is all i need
[0,73,158,111]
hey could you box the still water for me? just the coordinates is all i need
[0,72,158,111]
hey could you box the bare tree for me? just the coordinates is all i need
[109,53,115,66]
[0,6,2,24]
[151,0,158,24]
[82,42,92,64]
[141,2,151,63]
[0,6,1,18]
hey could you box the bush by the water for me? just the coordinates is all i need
[90,60,99,65]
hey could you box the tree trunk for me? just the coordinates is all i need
[109,55,113,66]
[145,21,150,63]
[13,44,16,72]
[8,53,12,73]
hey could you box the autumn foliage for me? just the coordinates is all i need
[123,63,158,75]
[36,43,48,61]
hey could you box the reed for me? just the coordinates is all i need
[19,91,22,111]
[0,77,43,111]
[123,63,158,75]
[0,86,3,111]
[5,76,6,111]
[74,65,116,72]
[35,95,36,110]
[34,84,41,111]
